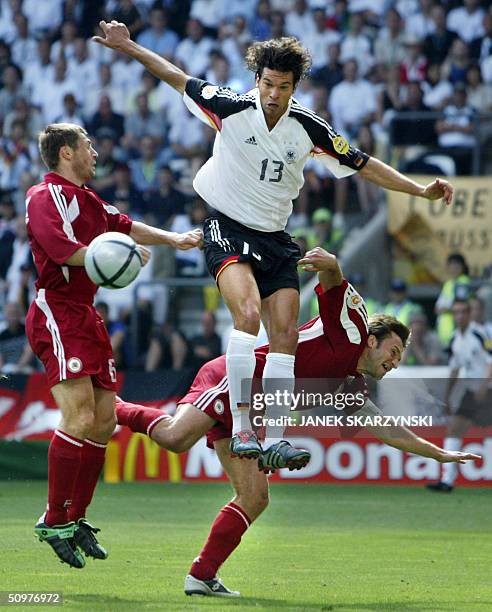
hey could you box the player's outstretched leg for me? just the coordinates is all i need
[258,440,311,474]
[34,515,85,569]
[229,429,262,459]
[74,518,108,559]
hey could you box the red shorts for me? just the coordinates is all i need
[178,356,232,448]
[26,289,117,391]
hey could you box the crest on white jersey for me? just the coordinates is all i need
[285,147,299,164]
[202,85,219,100]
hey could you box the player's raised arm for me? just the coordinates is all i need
[92,20,191,94]
[358,156,454,205]
[298,247,343,291]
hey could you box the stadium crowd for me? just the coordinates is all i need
[0,0,492,373]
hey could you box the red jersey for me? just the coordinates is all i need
[255,280,369,384]
[26,172,133,304]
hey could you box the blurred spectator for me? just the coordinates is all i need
[129,136,160,194]
[189,311,222,369]
[90,135,118,192]
[329,59,376,139]
[470,296,492,339]
[145,322,189,371]
[311,42,343,95]
[304,208,344,253]
[441,39,470,85]
[405,0,435,40]
[0,0,21,44]
[435,252,471,346]
[190,0,226,35]
[83,64,126,118]
[221,0,257,23]
[205,51,243,91]
[374,8,406,67]
[340,11,373,76]
[0,198,15,288]
[285,0,315,40]
[67,38,100,92]
[55,93,86,126]
[99,162,144,216]
[107,0,145,37]
[124,92,167,149]
[377,64,404,125]
[0,120,35,193]
[422,63,453,110]
[111,52,145,103]
[95,301,128,369]
[435,83,477,175]
[22,0,63,38]
[352,125,382,217]
[0,64,28,124]
[465,64,492,112]
[392,81,434,147]
[175,18,214,77]
[24,37,54,99]
[400,33,427,84]
[472,10,492,64]
[88,95,125,142]
[270,10,286,39]
[170,199,208,276]
[5,215,33,307]
[401,310,444,365]
[142,166,187,225]
[11,13,38,70]
[0,301,27,372]
[383,278,422,326]
[4,97,44,141]
[32,54,79,123]
[136,6,179,57]
[446,0,484,45]
[250,0,272,42]
[50,20,78,62]
[423,5,457,66]
[304,8,341,70]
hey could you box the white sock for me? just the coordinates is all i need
[226,329,257,435]
[441,437,462,486]
[262,352,295,447]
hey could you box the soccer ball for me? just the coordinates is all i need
[85,232,142,289]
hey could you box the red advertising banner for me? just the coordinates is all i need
[1,374,491,486]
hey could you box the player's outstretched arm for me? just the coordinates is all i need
[367,422,481,464]
[92,20,191,94]
[359,156,454,205]
[298,247,343,291]
[130,220,203,250]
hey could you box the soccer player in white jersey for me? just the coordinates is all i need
[94,22,454,472]
[427,298,492,492]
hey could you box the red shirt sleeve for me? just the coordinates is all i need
[26,187,85,265]
[315,280,369,347]
[101,201,133,234]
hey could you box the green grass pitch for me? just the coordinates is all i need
[1,481,491,611]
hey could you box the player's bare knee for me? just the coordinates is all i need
[234,302,261,334]
[270,326,298,353]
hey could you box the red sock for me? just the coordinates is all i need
[45,430,83,526]
[190,502,251,580]
[67,439,107,522]
[115,399,167,437]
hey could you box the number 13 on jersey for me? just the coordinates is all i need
[259,159,284,182]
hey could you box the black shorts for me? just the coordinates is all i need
[203,211,301,299]
[455,389,492,427]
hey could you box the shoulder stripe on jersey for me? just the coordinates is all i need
[214,89,256,103]
[48,183,78,243]
[194,375,228,410]
[347,284,369,326]
[290,102,338,138]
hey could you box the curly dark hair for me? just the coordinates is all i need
[368,314,410,348]
[245,37,312,86]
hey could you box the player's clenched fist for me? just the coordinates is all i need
[92,20,131,50]
[172,229,204,250]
